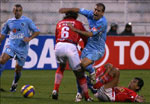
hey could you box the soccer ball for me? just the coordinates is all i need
[21,85,35,98]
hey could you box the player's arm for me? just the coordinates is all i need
[135,95,145,103]
[68,23,93,37]
[0,22,9,45]
[59,8,80,13]
[24,19,40,42]
[24,31,40,42]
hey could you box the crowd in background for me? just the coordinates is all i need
[107,22,135,36]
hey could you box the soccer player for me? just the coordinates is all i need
[59,3,107,101]
[51,11,93,101]
[0,4,40,92]
[93,65,145,103]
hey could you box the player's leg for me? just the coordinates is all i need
[93,63,114,89]
[0,53,11,76]
[0,53,12,92]
[103,67,120,89]
[10,62,22,92]
[52,42,67,99]
[52,63,66,99]
[67,44,92,101]
[10,52,26,92]
[85,64,96,83]
[94,67,120,102]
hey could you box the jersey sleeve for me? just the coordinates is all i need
[28,19,40,32]
[79,8,93,18]
[1,22,10,36]
[91,21,106,36]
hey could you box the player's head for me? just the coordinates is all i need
[13,4,23,19]
[128,77,144,92]
[93,3,105,20]
[64,11,78,19]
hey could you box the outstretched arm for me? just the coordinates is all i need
[135,95,145,103]
[67,23,93,37]
[59,8,80,13]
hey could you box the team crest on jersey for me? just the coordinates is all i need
[21,22,25,27]
[92,27,97,32]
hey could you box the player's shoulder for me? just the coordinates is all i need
[97,16,107,23]
[75,20,83,25]
[21,16,33,22]
[7,17,15,23]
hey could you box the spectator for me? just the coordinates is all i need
[119,22,135,36]
[107,23,118,36]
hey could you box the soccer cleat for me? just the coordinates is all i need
[10,83,17,92]
[75,92,83,102]
[52,90,58,100]
[86,97,93,102]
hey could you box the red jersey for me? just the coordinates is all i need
[115,87,138,102]
[55,18,87,45]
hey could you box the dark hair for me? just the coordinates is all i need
[96,3,105,12]
[135,77,144,92]
[14,4,22,8]
[64,11,78,19]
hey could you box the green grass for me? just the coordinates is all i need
[0,70,150,104]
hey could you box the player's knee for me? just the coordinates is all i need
[111,67,120,77]
[73,70,84,79]
[0,58,6,65]
[15,65,22,72]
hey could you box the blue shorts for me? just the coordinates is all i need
[3,45,27,66]
[81,48,104,61]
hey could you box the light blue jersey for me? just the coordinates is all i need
[1,16,39,66]
[79,8,107,61]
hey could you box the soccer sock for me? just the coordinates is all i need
[76,80,82,94]
[14,71,21,84]
[85,64,95,74]
[53,66,65,92]
[78,77,89,99]
[93,72,112,89]
[0,64,5,77]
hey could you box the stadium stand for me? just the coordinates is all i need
[1,0,150,35]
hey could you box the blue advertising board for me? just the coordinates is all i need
[0,35,58,70]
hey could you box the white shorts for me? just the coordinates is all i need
[97,86,115,102]
[55,42,81,70]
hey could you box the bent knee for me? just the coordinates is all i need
[74,70,84,79]
[0,58,6,65]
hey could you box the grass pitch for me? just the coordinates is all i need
[0,70,150,104]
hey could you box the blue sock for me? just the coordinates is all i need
[0,64,5,77]
[14,71,21,83]
[85,64,95,74]
[76,80,82,93]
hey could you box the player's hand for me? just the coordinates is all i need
[135,95,145,103]
[67,23,76,31]
[59,8,67,13]
[23,37,31,42]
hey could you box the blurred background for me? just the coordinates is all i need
[1,0,150,36]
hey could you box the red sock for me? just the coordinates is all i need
[53,66,65,92]
[94,73,113,89]
[78,77,90,99]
